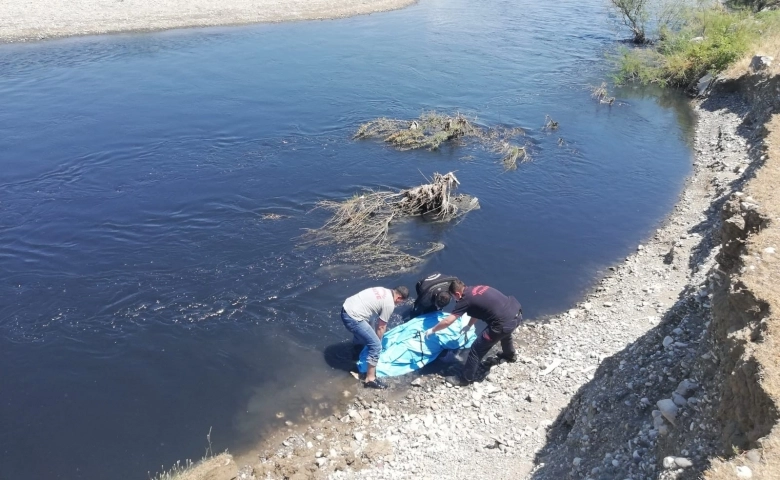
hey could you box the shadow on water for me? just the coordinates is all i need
[323,341,359,373]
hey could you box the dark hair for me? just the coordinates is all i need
[449,279,465,295]
[435,291,451,309]
[394,286,409,300]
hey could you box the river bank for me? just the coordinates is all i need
[0,0,417,43]
[186,67,780,479]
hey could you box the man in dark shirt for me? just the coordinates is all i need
[409,272,459,319]
[425,279,522,385]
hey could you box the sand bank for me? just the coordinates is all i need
[0,0,417,43]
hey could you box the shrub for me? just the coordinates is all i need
[614,5,780,87]
[611,0,652,43]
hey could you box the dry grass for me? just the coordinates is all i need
[723,28,780,78]
[151,453,236,480]
[354,112,529,169]
[706,430,780,480]
[304,172,478,276]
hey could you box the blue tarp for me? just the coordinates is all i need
[357,311,477,378]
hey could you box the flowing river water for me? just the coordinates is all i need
[0,0,695,478]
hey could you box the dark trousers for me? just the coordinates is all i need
[461,317,520,382]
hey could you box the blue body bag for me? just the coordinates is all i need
[357,311,477,378]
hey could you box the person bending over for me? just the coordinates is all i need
[341,286,409,389]
[409,272,459,319]
[425,280,522,386]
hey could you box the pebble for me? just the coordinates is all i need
[672,392,688,407]
[675,379,698,397]
[663,336,674,348]
[674,457,693,468]
[736,465,753,478]
[657,399,678,424]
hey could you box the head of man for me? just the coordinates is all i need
[393,286,409,304]
[434,291,452,310]
[449,279,466,301]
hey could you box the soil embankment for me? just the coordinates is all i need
[200,71,779,479]
[0,0,417,43]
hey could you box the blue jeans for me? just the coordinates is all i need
[341,309,381,366]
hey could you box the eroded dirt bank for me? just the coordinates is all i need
[167,72,780,480]
[0,0,417,43]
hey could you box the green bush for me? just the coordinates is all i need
[615,6,780,87]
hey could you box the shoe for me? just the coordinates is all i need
[483,356,501,368]
[364,379,389,390]
[497,352,518,363]
[444,375,471,387]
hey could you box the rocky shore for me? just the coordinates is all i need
[0,0,417,43]
[198,69,778,480]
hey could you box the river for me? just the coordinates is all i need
[0,0,694,478]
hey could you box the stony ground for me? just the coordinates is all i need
[230,88,762,480]
[0,0,416,43]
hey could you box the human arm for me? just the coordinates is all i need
[424,313,461,337]
[375,319,388,342]
[460,316,478,335]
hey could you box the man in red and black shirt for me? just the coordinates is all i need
[425,279,522,385]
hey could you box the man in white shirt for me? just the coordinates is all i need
[342,286,409,389]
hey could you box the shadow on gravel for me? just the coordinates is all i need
[684,89,767,273]
[530,289,721,479]
[529,89,771,479]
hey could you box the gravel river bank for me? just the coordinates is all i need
[0,0,416,43]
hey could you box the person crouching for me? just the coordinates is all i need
[424,280,522,386]
[341,286,409,389]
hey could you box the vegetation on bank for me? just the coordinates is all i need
[610,0,780,88]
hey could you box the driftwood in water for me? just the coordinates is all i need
[590,82,616,105]
[354,112,529,169]
[305,172,478,276]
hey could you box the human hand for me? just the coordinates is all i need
[460,324,472,336]
[424,328,435,339]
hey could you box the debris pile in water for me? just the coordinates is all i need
[590,82,616,105]
[305,172,479,276]
[354,112,529,169]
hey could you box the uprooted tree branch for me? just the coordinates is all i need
[303,172,479,276]
[354,112,530,170]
